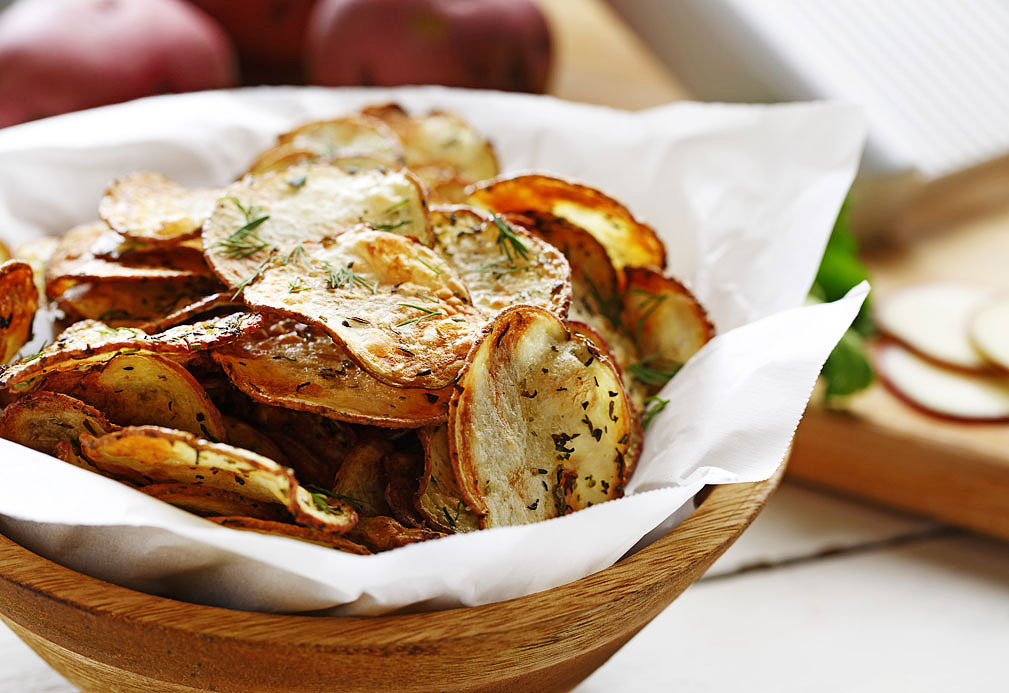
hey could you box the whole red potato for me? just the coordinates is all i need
[187,0,316,84]
[0,0,237,128]
[307,0,552,93]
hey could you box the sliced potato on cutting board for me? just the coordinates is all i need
[970,294,1009,373]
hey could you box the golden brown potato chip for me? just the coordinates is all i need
[202,164,432,291]
[67,352,227,441]
[99,172,224,244]
[0,312,263,393]
[135,292,243,333]
[449,305,633,528]
[222,416,288,464]
[383,448,427,528]
[206,516,371,554]
[362,104,499,194]
[56,277,223,328]
[80,426,357,535]
[246,145,394,178]
[241,230,484,389]
[275,115,404,162]
[467,174,666,271]
[331,435,394,517]
[568,319,645,415]
[139,484,290,521]
[46,221,214,299]
[430,205,571,318]
[12,236,58,299]
[247,405,356,487]
[0,390,117,456]
[622,267,714,392]
[0,260,38,363]
[53,439,102,474]
[416,424,480,533]
[0,239,8,262]
[347,515,443,552]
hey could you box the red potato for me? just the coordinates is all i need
[0,0,237,128]
[307,0,552,93]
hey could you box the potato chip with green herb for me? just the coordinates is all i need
[416,424,480,534]
[99,172,225,245]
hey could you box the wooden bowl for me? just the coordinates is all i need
[0,465,782,693]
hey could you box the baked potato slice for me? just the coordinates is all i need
[246,145,395,177]
[12,236,58,299]
[99,172,225,245]
[56,277,223,328]
[80,426,357,535]
[448,305,633,528]
[331,435,395,517]
[274,115,404,163]
[221,416,288,464]
[139,484,291,522]
[416,424,480,533]
[431,205,571,318]
[206,516,370,554]
[241,230,484,390]
[467,174,666,271]
[347,515,443,552]
[0,260,38,363]
[213,318,452,428]
[0,390,117,456]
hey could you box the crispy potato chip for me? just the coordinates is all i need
[467,174,666,271]
[0,239,8,262]
[213,318,452,428]
[56,277,223,328]
[99,172,224,244]
[67,352,227,441]
[88,229,205,259]
[622,267,714,392]
[46,222,214,299]
[431,205,571,318]
[222,416,288,464]
[383,448,427,528]
[448,305,633,527]
[206,516,371,554]
[331,435,394,517]
[0,390,116,456]
[12,236,58,299]
[0,312,263,393]
[362,104,499,192]
[347,515,443,552]
[275,115,404,162]
[139,484,290,522]
[80,426,357,535]
[568,319,645,414]
[53,439,102,474]
[246,145,394,177]
[0,260,38,363]
[202,164,432,290]
[242,230,484,389]
[136,292,243,333]
[416,424,480,533]
[247,404,356,487]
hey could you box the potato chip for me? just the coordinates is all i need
[46,221,214,299]
[0,312,263,393]
[0,260,38,363]
[467,174,666,271]
[206,517,370,554]
[222,416,288,464]
[416,424,480,533]
[362,104,499,193]
[56,277,223,328]
[275,115,404,163]
[53,439,102,474]
[68,352,227,441]
[331,435,394,517]
[246,145,393,177]
[99,172,224,244]
[136,292,243,333]
[213,318,452,427]
[247,404,356,487]
[384,447,427,528]
[202,164,432,290]
[347,515,443,552]
[622,267,714,392]
[567,319,645,414]
[242,230,484,389]
[80,426,357,535]
[430,205,571,318]
[0,239,8,262]
[139,484,290,522]
[0,390,116,456]
[448,305,633,528]
[12,236,58,299]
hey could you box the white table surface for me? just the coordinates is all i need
[4,480,1007,692]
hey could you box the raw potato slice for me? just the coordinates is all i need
[347,515,443,552]
[275,115,404,162]
[0,260,38,363]
[467,174,665,271]
[448,305,633,528]
[0,391,117,456]
[139,484,291,522]
[213,318,452,427]
[206,517,371,554]
[46,222,213,299]
[242,230,484,389]
[80,426,357,535]
[99,172,224,244]
[56,277,222,328]
[69,353,227,442]
[430,205,571,318]
[331,436,394,517]
[876,282,994,372]
[222,416,288,464]
[0,312,263,393]
[416,425,480,533]
[971,294,1009,372]
[623,267,714,391]
[202,164,432,290]
[876,341,1009,421]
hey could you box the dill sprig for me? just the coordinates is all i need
[281,245,306,265]
[230,258,271,299]
[641,396,670,430]
[374,219,412,231]
[306,484,369,512]
[396,306,444,327]
[322,262,379,294]
[631,289,667,340]
[216,197,271,258]
[492,214,530,263]
[288,278,308,293]
[627,354,682,387]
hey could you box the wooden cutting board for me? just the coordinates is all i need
[789,204,1009,540]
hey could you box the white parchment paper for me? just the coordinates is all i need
[0,87,867,614]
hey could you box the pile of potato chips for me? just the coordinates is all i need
[0,104,713,554]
